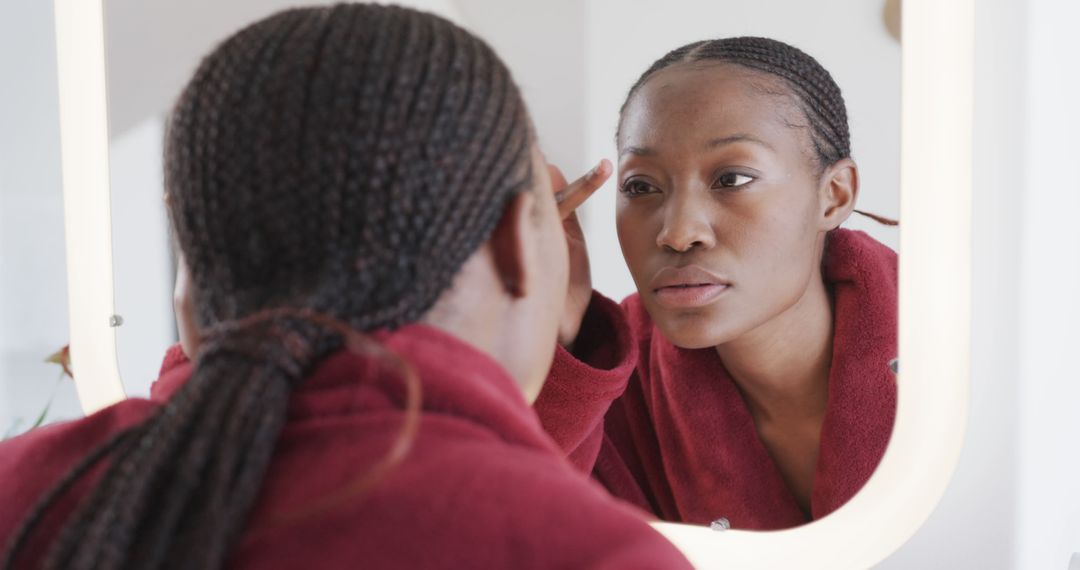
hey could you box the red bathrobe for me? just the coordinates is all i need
[534,228,898,530]
[0,326,691,569]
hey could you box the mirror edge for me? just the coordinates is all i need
[53,0,126,414]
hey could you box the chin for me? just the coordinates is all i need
[648,304,746,350]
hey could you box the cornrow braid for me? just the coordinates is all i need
[619,36,851,170]
[4,4,535,570]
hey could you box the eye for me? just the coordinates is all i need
[714,172,755,188]
[619,178,659,197]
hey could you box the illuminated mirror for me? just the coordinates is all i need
[49,0,970,567]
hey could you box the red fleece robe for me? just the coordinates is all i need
[534,228,898,530]
[0,325,691,569]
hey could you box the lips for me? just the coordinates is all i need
[650,265,731,309]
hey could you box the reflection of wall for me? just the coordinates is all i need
[0,0,84,432]
[104,0,465,140]
[454,0,587,184]
[109,118,174,397]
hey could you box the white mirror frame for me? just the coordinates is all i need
[52,0,972,567]
[53,0,126,412]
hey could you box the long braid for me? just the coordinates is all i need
[4,4,535,569]
[619,36,851,170]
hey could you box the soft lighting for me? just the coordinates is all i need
[53,0,126,413]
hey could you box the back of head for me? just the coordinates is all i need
[169,3,533,331]
[4,5,535,569]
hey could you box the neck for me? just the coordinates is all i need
[419,250,544,401]
[715,271,834,422]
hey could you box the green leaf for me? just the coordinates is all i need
[30,400,52,430]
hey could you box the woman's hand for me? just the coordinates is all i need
[548,159,612,349]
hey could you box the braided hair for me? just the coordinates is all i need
[618,36,897,228]
[619,36,850,172]
[4,4,534,569]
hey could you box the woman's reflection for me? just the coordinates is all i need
[535,37,898,530]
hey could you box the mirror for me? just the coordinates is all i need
[52,0,971,567]
[105,0,901,526]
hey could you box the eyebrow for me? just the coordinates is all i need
[707,133,775,151]
[620,145,657,158]
[619,133,774,158]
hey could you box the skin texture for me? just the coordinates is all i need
[176,147,590,405]
[614,62,858,514]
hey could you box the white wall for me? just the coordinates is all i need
[0,0,84,436]
[1015,0,1080,567]
[454,0,588,179]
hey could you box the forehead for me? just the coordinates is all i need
[619,62,808,155]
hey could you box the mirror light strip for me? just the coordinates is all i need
[649,0,973,567]
[53,0,126,413]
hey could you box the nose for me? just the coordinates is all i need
[656,191,717,253]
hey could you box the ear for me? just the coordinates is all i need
[489,191,536,299]
[818,158,859,231]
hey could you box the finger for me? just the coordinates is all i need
[546,163,569,191]
[555,159,612,219]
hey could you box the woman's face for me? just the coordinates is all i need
[616,62,831,349]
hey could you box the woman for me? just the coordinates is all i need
[0,5,691,569]
[536,37,898,531]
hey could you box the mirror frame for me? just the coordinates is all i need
[52,0,972,567]
[53,0,126,412]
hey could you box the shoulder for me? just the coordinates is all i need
[242,416,691,569]
[420,434,692,568]
[0,398,156,540]
[0,398,156,474]
[825,228,897,288]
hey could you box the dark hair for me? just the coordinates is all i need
[619,36,850,170]
[4,4,534,569]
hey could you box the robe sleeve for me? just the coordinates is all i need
[533,291,638,473]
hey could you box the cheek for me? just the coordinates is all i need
[733,192,821,301]
[616,202,656,281]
